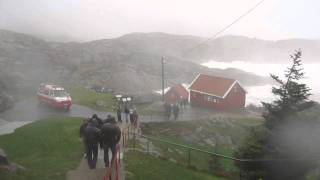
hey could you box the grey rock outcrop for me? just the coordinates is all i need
[0,29,271,95]
[0,91,14,112]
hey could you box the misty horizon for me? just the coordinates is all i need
[1,1,320,180]
[3,28,320,43]
[1,0,320,42]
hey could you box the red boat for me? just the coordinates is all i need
[37,83,72,110]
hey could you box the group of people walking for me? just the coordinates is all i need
[80,114,121,169]
[116,105,139,128]
[164,103,180,120]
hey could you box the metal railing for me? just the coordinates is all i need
[118,122,320,180]
[126,129,243,179]
[103,125,244,180]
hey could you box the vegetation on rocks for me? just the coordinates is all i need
[133,115,263,178]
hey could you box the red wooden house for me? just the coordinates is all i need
[189,74,246,110]
[164,84,189,104]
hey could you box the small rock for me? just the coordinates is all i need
[4,163,26,173]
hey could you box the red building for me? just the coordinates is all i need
[189,74,246,110]
[164,84,189,104]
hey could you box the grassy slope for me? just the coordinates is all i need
[0,117,83,180]
[64,85,115,111]
[64,84,156,115]
[125,151,225,180]
[140,117,263,174]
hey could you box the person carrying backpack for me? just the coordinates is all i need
[100,121,121,167]
[83,122,100,169]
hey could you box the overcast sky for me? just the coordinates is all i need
[0,0,319,42]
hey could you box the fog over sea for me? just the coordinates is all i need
[202,61,320,106]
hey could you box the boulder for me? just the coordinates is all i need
[0,148,8,166]
[0,92,14,112]
[0,148,25,173]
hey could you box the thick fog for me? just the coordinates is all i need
[1,0,320,42]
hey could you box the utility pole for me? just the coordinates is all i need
[161,57,164,101]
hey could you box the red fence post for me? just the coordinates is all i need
[115,148,119,180]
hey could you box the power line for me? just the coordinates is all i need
[185,0,265,54]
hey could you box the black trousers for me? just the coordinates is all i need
[86,143,98,169]
[103,143,116,167]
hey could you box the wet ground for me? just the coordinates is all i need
[0,97,260,135]
[0,97,112,135]
[0,98,109,122]
[0,97,172,135]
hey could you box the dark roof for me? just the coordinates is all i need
[189,74,242,98]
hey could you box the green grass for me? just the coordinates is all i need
[233,117,264,126]
[133,132,237,175]
[134,103,152,115]
[134,103,166,116]
[64,84,161,115]
[64,85,115,111]
[125,151,225,180]
[138,117,263,175]
[0,117,83,180]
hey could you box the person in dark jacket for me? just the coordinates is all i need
[124,105,130,123]
[80,118,89,138]
[164,103,172,120]
[88,114,103,129]
[80,118,90,157]
[100,121,121,167]
[173,104,180,120]
[104,114,116,124]
[129,109,134,124]
[116,107,122,123]
[84,122,100,169]
[132,110,139,128]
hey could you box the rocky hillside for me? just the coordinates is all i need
[82,32,320,63]
[0,30,273,94]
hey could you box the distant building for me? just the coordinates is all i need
[164,84,189,104]
[189,74,246,110]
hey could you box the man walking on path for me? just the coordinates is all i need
[116,107,122,123]
[89,114,103,129]
[83,122,100,169]
[124,105,130,123]
[100,121,121,167]
[80,118,90,157]
[173,104,180,120]
[164,103,171,120]
[132,109,139,129]
[105,114,116,124]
